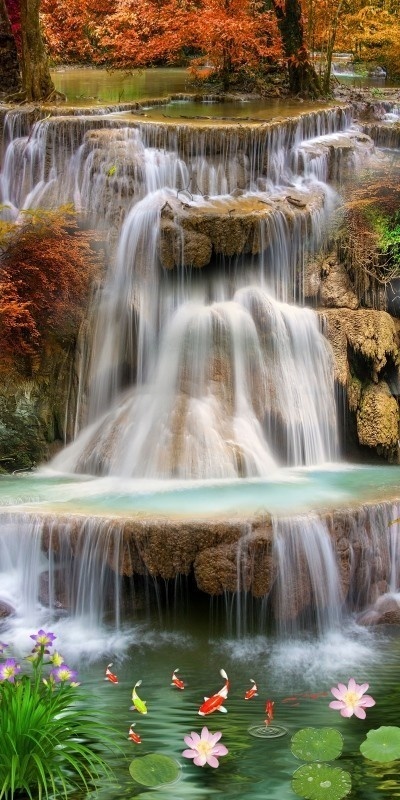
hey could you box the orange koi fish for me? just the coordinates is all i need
[265,699,275,726]
[301,691,329,700]
[128,723,141,744]
[171,668,185,690]
[244,679,258,700]
[104,663,118,684]
[198,668,230,716]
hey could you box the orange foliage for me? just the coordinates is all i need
[41,0,103,62]
[304,0,400,77]
[0,209,102,372]
[190,0,282,78]
[41,0,282,76]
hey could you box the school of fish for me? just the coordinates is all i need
[104,663,328,743]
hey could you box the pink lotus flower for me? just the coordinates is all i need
[329,678,375,719]
[182,726,228,768]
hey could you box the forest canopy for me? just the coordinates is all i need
[37,0,400,78]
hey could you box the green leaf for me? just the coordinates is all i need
[292,763,352,800]
[129,754,180,788]
[291,728,344,762]
[360,726,400,763]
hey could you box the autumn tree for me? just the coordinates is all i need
[19,0,55,100]
[0,208,103,374]
[0,0,21,96]
[190,0,282,91]
[335,3,400,76]
[40,0,112,63]
[304,0,343,92]
[87,0,194,67]
[270,0,321,95]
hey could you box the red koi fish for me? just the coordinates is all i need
[104,663,118,684]
[171,668,185,690]
[244,679,258,700]
[128,723,141,744]
[198,668,230,716]
[265,699,275,726]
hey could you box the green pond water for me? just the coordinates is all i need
[51,67,190,104]
[66,614,400,800]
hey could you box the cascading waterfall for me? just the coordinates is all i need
[272,514,343,636]
[0,101,391,640]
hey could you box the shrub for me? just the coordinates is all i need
[0,633,115,800]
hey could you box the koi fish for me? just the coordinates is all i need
[265,699,275,726]
[130,680,148,714]
[282,691,328,705]
[244,679,258,700]
[104,663,118,684]
[198,668,229,716]
[128,723,141,744]
[171,668,185,690]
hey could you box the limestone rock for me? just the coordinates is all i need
[319,257,359,310]
[0,600,14,618]
[158,189,326,270]
[357,594,400,626]
[357,381,399,451]
[321,308,399,385]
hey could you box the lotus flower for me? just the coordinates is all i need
[329,678,375,719]
[182,726,228,767]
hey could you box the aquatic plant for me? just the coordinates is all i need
[291,727,344,762]
[0,632,114,800]
[182,726,228,768]
[360,726,400,762]
[129,753,181,787]
[292,763,352,800]
[290,726,351,800]
[329,678,375,719]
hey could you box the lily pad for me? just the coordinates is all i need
[129,754,180,788]
[291,728,344,762]
[360,726,400,763]
[292,763,352,800]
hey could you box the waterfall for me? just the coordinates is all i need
[272,514,343,636]
[0,101,387,639]
[0,512,124,632]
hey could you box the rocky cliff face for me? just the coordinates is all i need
[0,341,78,471]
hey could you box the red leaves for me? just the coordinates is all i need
[40,0,282,71]
[0,209,102,373]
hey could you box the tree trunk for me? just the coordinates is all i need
[20,0,55,101]
[271,0,321,97]
[0,0,21,95]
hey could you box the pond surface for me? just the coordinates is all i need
[31,611,400,800]
[50,67,191,104]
